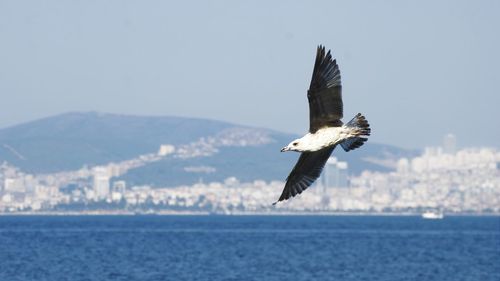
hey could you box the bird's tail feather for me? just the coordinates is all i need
[341,113,370,152]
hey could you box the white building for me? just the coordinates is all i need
[4,178,25,193]
[111,180,126,202]
[443,133,457,154]
[321,157,349,188]
[158,144,175,156]
[397,158,410,174]
[93,167,110,200]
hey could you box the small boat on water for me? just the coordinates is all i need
[422,210,444,219]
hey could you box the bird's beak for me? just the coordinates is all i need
[280,147,287,152]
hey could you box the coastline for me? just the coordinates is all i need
[1,210,499,216]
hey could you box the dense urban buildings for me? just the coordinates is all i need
[0,135,499,214]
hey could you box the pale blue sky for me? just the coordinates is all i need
[0,0,498,149]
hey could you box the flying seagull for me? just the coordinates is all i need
[274,45,371,204]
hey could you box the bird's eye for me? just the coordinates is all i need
[293,142,298,146]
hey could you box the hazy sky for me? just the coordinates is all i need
[1,0,499,149]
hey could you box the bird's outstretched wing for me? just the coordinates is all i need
[308,45,343,133]
[274,146,335,204]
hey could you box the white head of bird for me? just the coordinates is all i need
[281,137,309,152]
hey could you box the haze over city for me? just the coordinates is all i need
[1,0,499,149]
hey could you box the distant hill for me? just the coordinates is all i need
[0,112,234,173]
[0,112,418,186]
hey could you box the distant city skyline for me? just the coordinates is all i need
[1,1,499,149]
[1,138,498,214]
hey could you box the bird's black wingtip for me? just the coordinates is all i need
[316,44,331,56]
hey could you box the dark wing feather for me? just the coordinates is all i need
[274,146,335,204]
[308,45,343,133]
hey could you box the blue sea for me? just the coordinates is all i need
[0,215,498,281]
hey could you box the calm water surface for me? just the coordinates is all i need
[0,215,498,281]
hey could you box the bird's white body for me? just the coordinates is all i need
[284,126,354,152]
